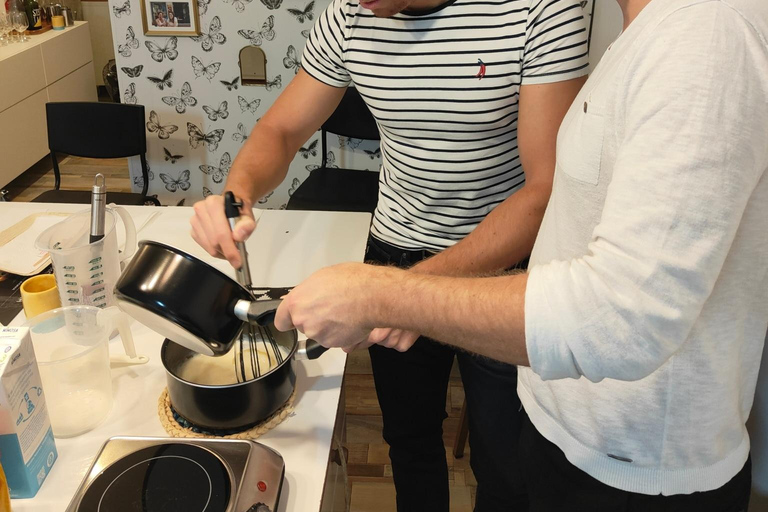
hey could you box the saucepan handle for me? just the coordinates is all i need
[234,298,283,326]
[296,339,329,360]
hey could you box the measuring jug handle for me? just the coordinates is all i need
[109,205,137,262]
[99,307,149,367]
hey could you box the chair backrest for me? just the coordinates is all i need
[320,88,379,170]
[46,102,147,158]
[322,88,379,140]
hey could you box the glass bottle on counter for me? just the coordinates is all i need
[38,0,48,26]
[23,0,40,30]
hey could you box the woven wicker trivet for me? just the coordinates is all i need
[158,388,295,439]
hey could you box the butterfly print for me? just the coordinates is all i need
[287,1,313,22]
[198,0,211,13]
[580,0,588,7]
[147,69,173,90]
[112,0,130,17]
[203,101,229,121]
[265,75,282,91]
[283,45,300,74]
[338,136,362,149]
[162,82,197,114]
[364,148,381,159]
[199,152,231,183]
[237,16,274,46]
[192,16,226,52]
[160,170,191,193]
[164,147,183,163]
[202,186,213,198]
[306,151,337,172]
[123,83,137,105]
[298,140,318,159]
[145,37,179,62]
[301,29,310,38]
[223,0,251,13]
[257,191,273,204]
[220,77,239,91]
[232,122,249,143]
[287,178,301,196]
[117,26,139,57]
[187,122,225,152]
[191,56,221,81]
[260,0,282,9]
[238,96,260,114]
[133,168,155,188]
[121,65,143,78]
[146,111,179,140]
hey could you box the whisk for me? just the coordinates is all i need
[224,192,285,383]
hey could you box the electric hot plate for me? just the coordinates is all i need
[65,437,284,512]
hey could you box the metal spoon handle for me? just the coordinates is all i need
[224,191,252,287]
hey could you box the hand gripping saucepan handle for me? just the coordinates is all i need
[233,294,328,361]
[225,193,327,360]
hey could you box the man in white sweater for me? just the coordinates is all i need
[275,0,768,509]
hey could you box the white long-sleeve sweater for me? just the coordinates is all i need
[520,0,768,496]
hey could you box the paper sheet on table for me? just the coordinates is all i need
[0,215,67,276]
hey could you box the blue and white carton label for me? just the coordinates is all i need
[0,327,57,499]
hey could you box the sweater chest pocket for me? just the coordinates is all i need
[557,100,605,186]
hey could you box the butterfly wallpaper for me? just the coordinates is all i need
[108,0,382,207]
[109,0,592,206]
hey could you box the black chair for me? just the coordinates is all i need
[33,102,159,205]
[286,87,380,213]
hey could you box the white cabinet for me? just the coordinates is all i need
[0,22,97,189]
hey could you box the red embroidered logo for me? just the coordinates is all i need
[476,59,486,80]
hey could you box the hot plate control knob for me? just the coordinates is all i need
[257,481,267,492]
[246,503,271,512]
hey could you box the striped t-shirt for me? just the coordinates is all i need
[302,0,589,251]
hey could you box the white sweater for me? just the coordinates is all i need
[520,0,768,496]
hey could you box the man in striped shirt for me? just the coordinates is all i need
[191,0,588,510]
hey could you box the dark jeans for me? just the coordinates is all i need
[519,412,752,512]
[365,236,527,512]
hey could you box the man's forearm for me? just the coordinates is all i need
[367,267,530,365]
[224,121,297,205]
[413,182,550,277]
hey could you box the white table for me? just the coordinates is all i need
[0,203,371,512]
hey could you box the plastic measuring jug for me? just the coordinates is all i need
[35,206,136,309]
[23,306,147,438]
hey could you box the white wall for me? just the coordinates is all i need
[588,0,622,71]
[82,0,116,86]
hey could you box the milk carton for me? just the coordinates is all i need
[0,327,57,499]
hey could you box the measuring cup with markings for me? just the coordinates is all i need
[36,207,136,309]
[23,306,147,438]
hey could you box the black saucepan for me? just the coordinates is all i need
[161,325,316,430]
[114,240,318,357]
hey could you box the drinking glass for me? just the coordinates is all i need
[0,15,9,46]
[12,11,28,42]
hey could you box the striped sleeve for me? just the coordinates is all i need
[301,0,351,87]
[522,0,590,85]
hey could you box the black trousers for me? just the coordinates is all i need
[365,236,527,512]
[519,412,752,512]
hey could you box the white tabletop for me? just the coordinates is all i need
[0,203,372,512]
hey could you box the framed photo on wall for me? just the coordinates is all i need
[141,0,200,36]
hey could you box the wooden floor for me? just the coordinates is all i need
[345,349,476,512]
[4,156,478,512]
[4,155,132,202]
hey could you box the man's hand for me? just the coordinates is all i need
[190,194,256,269]
[274,263,397,350]
[368,327,419,352]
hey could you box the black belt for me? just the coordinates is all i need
[365,236,435,268]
